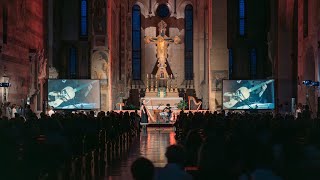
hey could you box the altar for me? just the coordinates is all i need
[139,20,183,123]
[141,97,183,110]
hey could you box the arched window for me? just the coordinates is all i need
[80,0,88,37]
[250,48,257,79]
[239,0,247,36]
[229,49,233,79]
[185,4,193,80]
[69,47,77,78]
[132,5,141,80]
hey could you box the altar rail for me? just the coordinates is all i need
[113,110,211,122]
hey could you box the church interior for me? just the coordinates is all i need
[1,0,320,179]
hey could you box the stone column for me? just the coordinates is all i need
[210,0,228,110]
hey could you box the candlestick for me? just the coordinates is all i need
[146,75,149,92]
[155,75,158,92]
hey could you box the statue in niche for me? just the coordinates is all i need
[91,51,108,85]
[49,66,59,79]
[160,72,164,79]
[144,20,181,69]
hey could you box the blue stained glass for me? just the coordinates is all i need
[229,49,233,79]
[250,49,257,78]
[185,5,193,80]
[81,0,87,16]
[132,5,141,80]
[80,0,88,36]
[81,17,87,36]
[239,19,245,36]
[239,0,246,36]
[239,0,245,17]
[156,4,170,18]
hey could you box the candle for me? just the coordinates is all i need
[147,74,148,78]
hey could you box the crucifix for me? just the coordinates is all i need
[144,20,181,77]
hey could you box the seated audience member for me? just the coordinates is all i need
[239,146,282,180]
[155,145,192,180]
[48,106,55,117]
[131,157,155,180]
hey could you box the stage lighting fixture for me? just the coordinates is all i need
[311,81,320,87]
[302,80,320,87]
[0,82,11,87]
[302,80,312,86]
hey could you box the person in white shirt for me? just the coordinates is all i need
[48,106,55,117]
[11,104,17,118]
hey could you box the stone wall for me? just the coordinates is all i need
[0,0,45,110]
[297,0,320,114]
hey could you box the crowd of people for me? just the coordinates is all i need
[0,108,141,179]
[1,102,320,179]
[131,106,320,180]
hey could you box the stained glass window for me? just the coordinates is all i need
[80,0,88,37]
[156,4,170,18]
[239,0,247,36]
[132,5,141,80]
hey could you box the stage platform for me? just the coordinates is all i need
[113,109,211,124]
[114,110,210,123]
[143,123,174,127]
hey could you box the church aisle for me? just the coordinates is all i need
[105,127,176,180]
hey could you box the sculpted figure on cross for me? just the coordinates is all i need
[144,20,181,68]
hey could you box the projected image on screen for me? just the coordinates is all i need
[48,79,100,109]
[222,80,275,110]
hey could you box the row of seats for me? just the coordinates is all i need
[173,110,320,179]
[0,111,140,180]
[41,130,138,179]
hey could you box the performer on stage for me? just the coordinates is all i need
[140,100,149,123]
[163,104,172,123]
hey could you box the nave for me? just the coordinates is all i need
[106,127,176,179]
